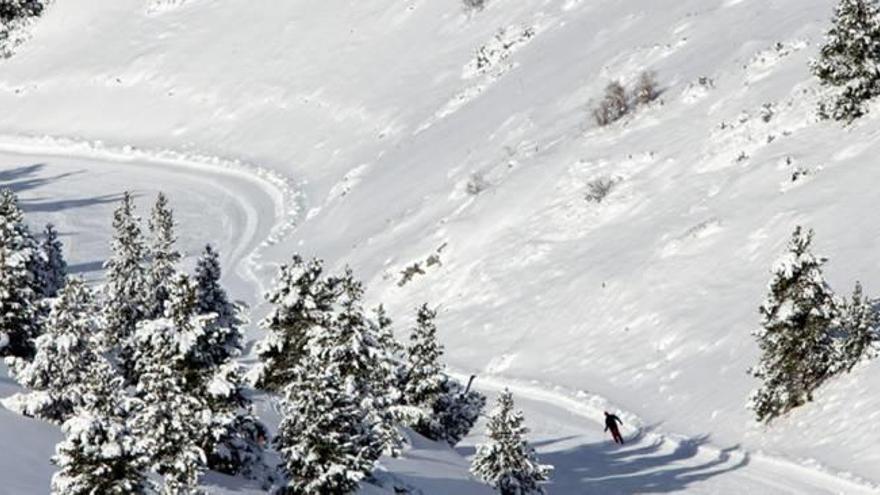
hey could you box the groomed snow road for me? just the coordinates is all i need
[462,374,880,495]
[2,140,879,495]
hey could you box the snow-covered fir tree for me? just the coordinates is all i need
[749,227,840,422]
[0,0,44,22]
[51,360,150,495]
[471,389,552,495]
[102,192,148,350]
[145,193,181,318]
[194,244,246,368]
[274,360,385,495]
[253,255,342,392]
[130,331,208,493]
[134,273,268,487]
[0,188,40,357]
[33,223,67,299]
[129,275,210,494]
[421,376,486,447]
[836,281,879,372]
[4,278,102,423]
[396,304,485,446]
[401,304,446,407]
[812,0,880,122]
[273,269,402,493]
[315,270,402,454]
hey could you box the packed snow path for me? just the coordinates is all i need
[462,375,880,495]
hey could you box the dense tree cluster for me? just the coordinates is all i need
[1,188,491,493]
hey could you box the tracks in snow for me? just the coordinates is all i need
[0,133,302,300]
[462,372,880,494]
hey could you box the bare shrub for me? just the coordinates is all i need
[463,0,487,12]
[634,71,659,106]
[593,81,629,126]
[466,172,490,196]
[585,177,617,203]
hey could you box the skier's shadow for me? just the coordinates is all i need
[458,429,748,494]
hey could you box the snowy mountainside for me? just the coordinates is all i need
[2,0,880,492]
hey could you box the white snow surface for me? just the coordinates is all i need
[2,0,880,493]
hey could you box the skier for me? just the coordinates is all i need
[604,411,624,445]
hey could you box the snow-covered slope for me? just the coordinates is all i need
[3,0,880,492]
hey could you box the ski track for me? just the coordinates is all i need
[0,133,302,299]
[459,372,880,495]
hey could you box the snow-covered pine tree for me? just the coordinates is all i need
[102,192,148,350]
[316,270,402,454]
[136,273,269,486]
[51,359,151,495]
[4,278,102,423]
[203,362,272,486]
[130,329,208,493]
[34,223,67,299]
[812,0,880,122]
[401,304,446,408]
[252,255,342,392]
[129,275,209,494]
[0,188,40,357]
[0,0,44,22]
[471,389,552,495]
[145,192,181,319]
[422,375,486,447]
[274,269,402,493]
[749,227,840,422]
[274,359,385,495]
[194,244,245,368]
[836,281,880,372]
[395,304,485,446]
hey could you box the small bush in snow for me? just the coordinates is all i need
[593,81,629,126]
[633,71,660,106]
[463,0,487,12]
[584,177,616,204]
[466,171,491,196]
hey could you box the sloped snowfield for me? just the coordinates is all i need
[2,0,880,493]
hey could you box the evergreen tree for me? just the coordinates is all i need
[0,188,40,357]
[252,255,342,392]
[145,193,181,318]
[837,281,879,372]
[194,244,245,368]
[273,269,402,493]
[312,271,401,454]
[471,390,551,495]
[102,192,148,350]
[34,223,67,299]
[812,0,880,122]
[401,304,446,407]
[133,273,268,487]
[51,360,150,495]
[0,0,44,22]
[4,278,101,423]
[130,314,209,494]
[274,363,384,495]
[396,304,485,446]
[749,227,839,422]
